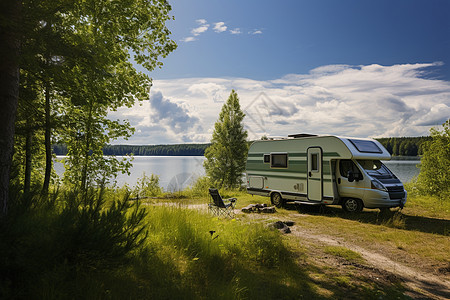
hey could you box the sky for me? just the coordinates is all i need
[109,0,450,145]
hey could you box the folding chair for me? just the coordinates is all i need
[208,188,237,218]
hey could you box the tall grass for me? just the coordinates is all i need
[0,188,147,299]
[138,205,314,299]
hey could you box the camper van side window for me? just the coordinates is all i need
[271,153,288,168]
[339,160,362,178]
[263,154,270,163]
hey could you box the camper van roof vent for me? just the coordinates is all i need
[288,133,318,138]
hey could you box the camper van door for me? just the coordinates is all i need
[307,147,323,201]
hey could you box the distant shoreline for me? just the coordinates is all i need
[53,136,430,157]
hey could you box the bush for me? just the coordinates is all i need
[0,188,148,298]
[416,120,450,200]
[133,172,162,198]
[186,175,213,198]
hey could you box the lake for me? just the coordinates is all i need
[55,156,420,191]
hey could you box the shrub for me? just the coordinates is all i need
[186,175,213,198]
[0,188,148,298]
[416,120,450,200]
[133,172,162,198]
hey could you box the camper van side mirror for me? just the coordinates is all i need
[347,170,355,182]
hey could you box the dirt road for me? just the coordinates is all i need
[288,222,450,299]
[235,207,449,300]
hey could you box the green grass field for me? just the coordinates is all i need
[1,185,448,299]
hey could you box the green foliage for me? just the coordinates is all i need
[415,120,450,199]
[376,136,431,156]
[13,0,177,196]
[0,188,148,299]
[204,90,248,189]
[186,175,213,198]
[103,143,210,156]
[133,173,162,198]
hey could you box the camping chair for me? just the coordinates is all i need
[208,188,237,218]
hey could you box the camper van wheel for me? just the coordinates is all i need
[271,193,284,208]
[342,198,363,213]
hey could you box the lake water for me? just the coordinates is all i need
[55,156,420,190]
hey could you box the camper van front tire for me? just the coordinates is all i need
[271,193,284,208]
[342,198,363,213]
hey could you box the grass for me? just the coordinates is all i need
[3,179,448,299]
[323,246,365,264]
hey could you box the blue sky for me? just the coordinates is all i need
[111,0,450,144]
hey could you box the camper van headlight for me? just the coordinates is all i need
[371,179,387,192]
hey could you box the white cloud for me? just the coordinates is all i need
[230,28,241,35]
[110,63,450,144]
[250,29,263,34]
[182,19,262,42]
[181,36,196,43]
[191,24,209,36]
[213,22,227,33]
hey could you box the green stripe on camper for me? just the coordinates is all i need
[289,153,307,157]
[248,152,340,158]
[247,172,307,180]
[247,172,333,182]
[247,153,264,157]
[246,161,308,173]
[323,152,341,157]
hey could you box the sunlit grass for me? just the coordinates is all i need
[324,246,365,264]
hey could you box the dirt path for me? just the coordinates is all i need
[289,225,450,299]
[231,208,449,299]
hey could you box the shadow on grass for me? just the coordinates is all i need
[285,203,450,236]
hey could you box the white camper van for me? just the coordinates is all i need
[246,134,407,212]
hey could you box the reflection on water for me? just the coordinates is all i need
[54,156,420,190]
[384,160,420,183]
[116,156,206,191]
[55,156,206,191]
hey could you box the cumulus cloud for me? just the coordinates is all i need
[191,24,209,36]
[149,91,201,135]
[230,28,241,34]
[110,63,450,144]
[213,22,227,33]
[180,19,210,42]
[413,103,450,126]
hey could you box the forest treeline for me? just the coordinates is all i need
[53,136,431,157]
[53,143,211,156]
[376,136,431,156]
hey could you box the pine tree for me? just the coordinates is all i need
[204,90,248,189]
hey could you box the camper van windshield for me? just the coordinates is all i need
[357,160,392,178]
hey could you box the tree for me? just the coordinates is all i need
[416,120,450,199]
[204,90,248,189]
[1,0,177,214]
[0,0,21,215]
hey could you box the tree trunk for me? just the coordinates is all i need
[0,0,21,216]
[42,83,52,195]
[24,118,33,196]
[81,102,94,196]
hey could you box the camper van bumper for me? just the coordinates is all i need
[363,189,407,209]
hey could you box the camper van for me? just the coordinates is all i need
[246,134,407,212]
